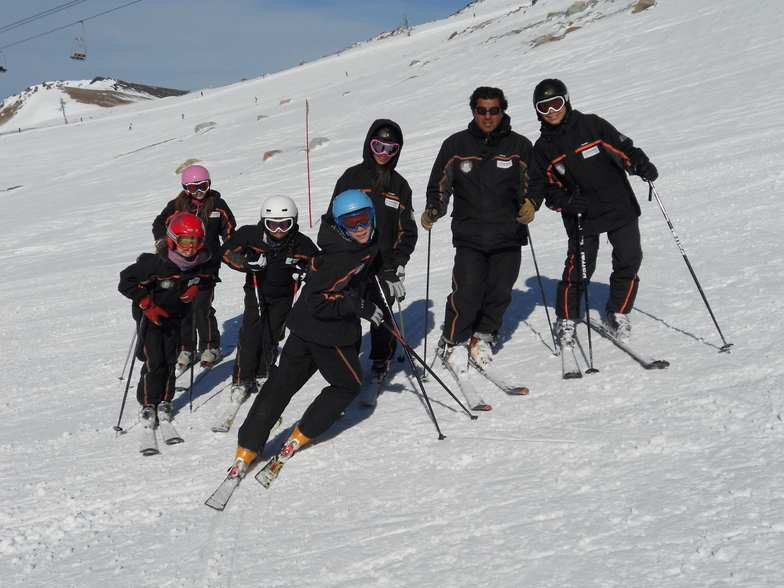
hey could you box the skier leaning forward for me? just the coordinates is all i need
[229,190,385,481]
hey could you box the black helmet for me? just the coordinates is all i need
[533,78,570,113]
[372,126,400,143]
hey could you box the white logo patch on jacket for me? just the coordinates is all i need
[582,145,600,159]
[496,159,512,169]
[385,197,399,209]
[459,161,473,174]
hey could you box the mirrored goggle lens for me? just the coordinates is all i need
[184,181,210,194]
[264,218,294,233]
[535,96,566,115]
[370,139,400,157]
[473,106,502,115]
[176,235,203,249]
[338,208,373,231]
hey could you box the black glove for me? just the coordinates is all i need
[563,190,589,215]
[381,267,405,301]
[634,159,658,182]
[351,296,383,327]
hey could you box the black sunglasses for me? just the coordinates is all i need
[473,106,502,115]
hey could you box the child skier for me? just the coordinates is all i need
[118,212,218,433]
[219,196,318,415]
[228,190,383,487]
[152,165,236,369]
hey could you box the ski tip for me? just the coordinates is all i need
[211,425,230,433]
[471,403,492,412]
[505,387,530,396]
[563,372,583,380]
[204,499,226,511]
[645,360,670,370]
[164,438,184,445]
[140,448,160,456]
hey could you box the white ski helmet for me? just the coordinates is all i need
[260,195,298,220]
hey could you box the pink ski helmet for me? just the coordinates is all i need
[181,165,211,186]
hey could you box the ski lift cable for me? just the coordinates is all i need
[0,0,91,35]
[0,0,144,51]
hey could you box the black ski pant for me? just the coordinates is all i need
[179,286,220,354]
[233,285,293,383]
[556,218,642,320]
[136,318,180,406]
[237,333,363,453]
[368,283,397,362]
[442,245,521,344]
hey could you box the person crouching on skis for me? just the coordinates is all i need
[220,196,318,406]
[229,190,383,486]
[118,212,218,426]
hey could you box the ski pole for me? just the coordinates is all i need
[422,229,432,381]
[648,182,732,351]
[118,326,138,380]
[375,277,476,421]
[114,315,147,432]
[396,299,406,362]
[527,230,558,355]
[577,214,599,374]
[188,307,197,412]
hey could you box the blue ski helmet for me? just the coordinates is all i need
[332,189,375,241]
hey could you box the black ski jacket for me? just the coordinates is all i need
[118,250,218,323]
[534,110,649,235]
[221,222,319,300]
[331,119,417,272]
[425,115,544,252]
[285,217,381,347]
[151,189,236,265]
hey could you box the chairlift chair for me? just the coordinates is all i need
[70,21,87,61]
[0,51,7,72]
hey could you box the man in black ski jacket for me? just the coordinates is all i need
[422,86,544,375]
[532,78,658,347]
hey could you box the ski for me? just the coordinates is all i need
[205,469,243,511]
[587,317,670,370]
[210,395,248,433]
[255,455,285,489]
[560,342,583,379]
[468,358,529,395]
[358,371,388,408]
[175,362,214,392]
[139,413,159,456]
[438,354,491,411]
[158,419,183,445]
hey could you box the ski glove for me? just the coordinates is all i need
[246,253,267,272]
[516,198,536,225]
[353,297,384,328]
[139,296,169,326]
[563,190,589,215]
[382,267,406,302]
[179,284,200,303]
[420,207,438,231]
[634,159,659,182]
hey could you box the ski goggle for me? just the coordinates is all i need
[183,180,211,194]
[369,139,400,157]
[473,106,502,116]
[337,208,374,231]
[173,235,204,250]
[535,96,566,115]
[264,218,294,233]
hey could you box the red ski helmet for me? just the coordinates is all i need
[166,212,205,251]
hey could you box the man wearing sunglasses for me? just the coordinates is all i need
[422,86,544,380]
[532,78,659,348]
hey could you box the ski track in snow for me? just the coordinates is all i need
[2,0,784,586]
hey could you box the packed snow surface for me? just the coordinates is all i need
[1,0,783,586]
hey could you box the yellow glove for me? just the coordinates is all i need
[516,198,536,225]
[421,208,438,231]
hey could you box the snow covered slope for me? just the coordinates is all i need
[1,0,783,586]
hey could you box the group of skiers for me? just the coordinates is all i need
[118,79,658,480]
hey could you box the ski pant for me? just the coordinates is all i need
[135,318,180,406]
[179,286,220,354]
[442,245,521,344]
[368,283,397,362]
[233,285,293,383]
[556,218,642,320]
[237,333,363,453]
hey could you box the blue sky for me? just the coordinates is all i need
[0,0,471,101]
